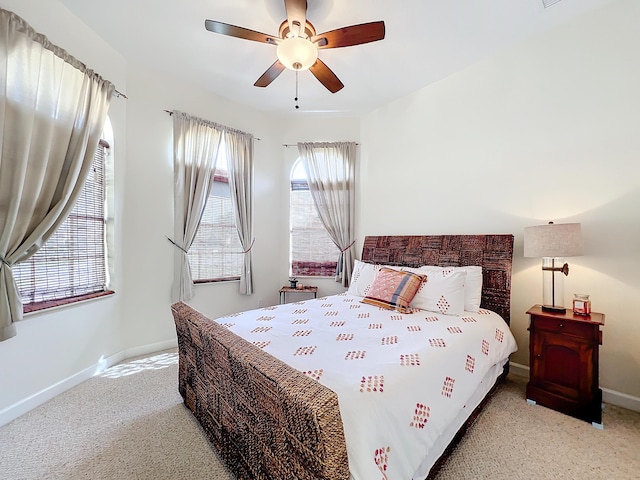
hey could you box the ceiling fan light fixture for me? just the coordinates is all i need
[205,3,385,93]
[276,36,318,71]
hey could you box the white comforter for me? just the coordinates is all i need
[217,293,517,480]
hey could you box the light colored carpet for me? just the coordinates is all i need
[1,350,638,479]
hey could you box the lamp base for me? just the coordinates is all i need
[541,305,567,314]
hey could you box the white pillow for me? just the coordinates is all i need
[460,266,483,312]
[347,259,383,297]
[349,261,482,314]
[408,267,467,316]
[415,265,483,313]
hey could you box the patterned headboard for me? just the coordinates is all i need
[361,235,514,325]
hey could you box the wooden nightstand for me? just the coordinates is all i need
[526,305,604,428]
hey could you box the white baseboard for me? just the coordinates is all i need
[0,339,178,428]
[509,361,640,413]
[601,388,640,413]
[122,339,178,363]
[508,361,530,379]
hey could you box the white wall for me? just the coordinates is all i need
[359,0,640,400]
[0,0,128,418]
[0,0,360,421]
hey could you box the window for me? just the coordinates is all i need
[14,137,113,312]
[290,159,339,276]
[188,145,243,282]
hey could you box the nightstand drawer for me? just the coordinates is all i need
[532,316,595,338]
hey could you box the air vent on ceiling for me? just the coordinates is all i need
[542,0,563,8]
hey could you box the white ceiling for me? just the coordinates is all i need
[57,0,615,116]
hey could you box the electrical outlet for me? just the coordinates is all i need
[258,298,264,307]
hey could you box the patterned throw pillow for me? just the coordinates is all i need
[361,267,426,313]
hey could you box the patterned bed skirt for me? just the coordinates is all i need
[171,301,350,480]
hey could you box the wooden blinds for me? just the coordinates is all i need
[14,140,110,309]
[290,179,340,277]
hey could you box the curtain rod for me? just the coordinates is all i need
[163,110,260,141]
[282,142,359,147]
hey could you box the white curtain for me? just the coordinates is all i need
[171,111,223,301]
[297,142,356,287]
[0,8,114,342]
[225,130,254,295]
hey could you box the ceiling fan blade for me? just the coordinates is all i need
[205,20,279,44]
[309,59,344,94]
[284,0,307,37]
[312,21,385,49]
[254,61,286,87]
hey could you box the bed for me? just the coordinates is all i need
[172,234,516,479]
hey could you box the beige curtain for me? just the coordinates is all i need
[225,130,254,295]
[0,8,114,342]
[297,142,356,287]
[171,111,223,301]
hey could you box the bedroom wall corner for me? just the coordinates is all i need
[357,0,640,403]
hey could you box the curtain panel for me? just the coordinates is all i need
[171,112,255,299]
[297,142,356,287]
[0,8,114,341]
[225,129,254,295]
[171,111,223,301]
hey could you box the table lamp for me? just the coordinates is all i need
[524,222,583,313]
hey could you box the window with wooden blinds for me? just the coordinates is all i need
[188,157,243,282]
[290,159,340,277]
[14,139,113,312]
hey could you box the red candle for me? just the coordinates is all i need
[572,294,591,316]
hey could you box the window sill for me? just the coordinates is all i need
[23,290,116,315]
[193,277,240,284]
[293,275,336,279]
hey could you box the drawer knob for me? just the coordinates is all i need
[536,354,542,358]
[558,323,564,328]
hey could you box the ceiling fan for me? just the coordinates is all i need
[204,0,385,94]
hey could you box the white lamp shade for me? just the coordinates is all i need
[524,222,583,258]
[276,37,318,71]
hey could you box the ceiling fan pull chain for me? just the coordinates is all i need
[295,70,300,109]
